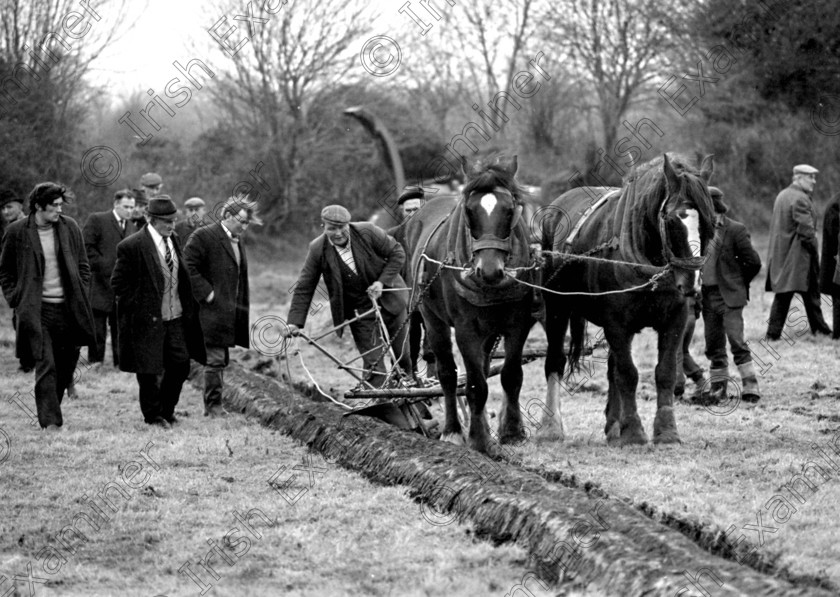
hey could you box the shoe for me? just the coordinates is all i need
[764,334,781,342]
[147,417,171,429]
[738,362,761,403]
[43,424,62,432]
[18,364,34,373]
[205,406,229,418]
[165,415,179,425]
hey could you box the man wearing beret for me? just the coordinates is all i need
[387,187,436,381]
[175,197,206,242]
[184,195,260,417]
[765,164,832,339]
[701,187,763,402]
[82,188,135,367]
[0,183,95,430]
[283,205,412,387]
[112,196,206,428]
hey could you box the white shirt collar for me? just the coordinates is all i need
[112,209,124,224]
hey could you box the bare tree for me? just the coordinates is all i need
[206,0,370,224]
[543,0,691,153]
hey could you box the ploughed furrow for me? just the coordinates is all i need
[198,362,832,597]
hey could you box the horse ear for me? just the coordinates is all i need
[699,154,715,183]
[663,154,680,194]
[494,155,518,176]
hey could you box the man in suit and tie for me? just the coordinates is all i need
[111,196,206,427]
[83,189,135,366]
[184,196,260,416]
[283,205,412,388]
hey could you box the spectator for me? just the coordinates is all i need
[111,196,206,428]
[703,187,763,402]
[184,195,260,417]
[0,183,95,430]
[820,192,840,339]
[765,164,831,339]
[83,189,135,366]
[130,189,148,232]
[175,197,206,242]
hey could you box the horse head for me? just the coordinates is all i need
[657,153,715,295]
[460,155,525,286]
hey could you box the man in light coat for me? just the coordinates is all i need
[765,164,832,339]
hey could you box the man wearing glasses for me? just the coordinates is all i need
[184,196,261,416]
[765,164,832,339]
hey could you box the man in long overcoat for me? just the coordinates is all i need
[83,189,135,365]
[184,196,259,416]
[0,182,95,429]
[820,192,840,339]
[765,164,832,339]
[283,205,412,388]
[111,196,206,427]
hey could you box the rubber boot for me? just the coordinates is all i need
[707,367,730,405]
[738,361,761,403]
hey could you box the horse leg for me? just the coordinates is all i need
[423,308,462,445]
[498,312,530,445]
[652,318,684,445]
[455,325,493,455]
[606,332,648,446]
[604,350,622,445]
[538,300,567,441]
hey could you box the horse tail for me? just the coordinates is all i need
[567,312,586,375]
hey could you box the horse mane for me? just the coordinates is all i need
[462,162,526,201]
[618,153,714,265]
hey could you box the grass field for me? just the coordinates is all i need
[2,231,839,595]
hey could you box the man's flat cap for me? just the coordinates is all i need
[0,190,21,207]
[147,195,177,219]
[793,164,819,175]
[397,186,425,205]
[707,186,728,213]
[321,204,351,224]
[140,172,163,186]
[184,197,205,208]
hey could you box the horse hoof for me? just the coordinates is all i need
[653,407,680,444]
[499,427,528,445]
[653,432,682,445]
[536,422,565,443]
[441,432,465,446]
[604,421,621,446]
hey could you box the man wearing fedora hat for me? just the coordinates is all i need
[700,187,763,403]
[766,164,832,339]
[0,182,95,430]
[111,195,206,428]
[283,205,412,387]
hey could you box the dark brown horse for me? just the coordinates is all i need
[538,154,715,445]
[405,155,536,454]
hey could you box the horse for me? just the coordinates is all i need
[537,153,715,446]
[405,155,537,454]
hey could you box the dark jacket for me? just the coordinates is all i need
[288,222,407,331]
[766,182,818,293]
[183,223,249,348]
[111,227,206,373]
[387,222,410,279]
[83,210,131,312]
[0,214,95,362]
[821,199,840,295]
[175,220,202,244]
[704,215,762,308]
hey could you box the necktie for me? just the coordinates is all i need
[120,220,125,233]
[164,240,174,273]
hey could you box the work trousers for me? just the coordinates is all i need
[34,302,81,428]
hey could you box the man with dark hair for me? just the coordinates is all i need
[175,197,206,242]
[185,195,260,416]
[112,196,206,428]
[387,187,436,381]
[702,187,763,402]
[283,205,412,388]
[0,182,95,430]
[130,189,148,232]
[765,164,832,339]
[83,189,135,366]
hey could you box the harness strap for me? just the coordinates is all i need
[563,190,619,249]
